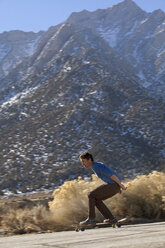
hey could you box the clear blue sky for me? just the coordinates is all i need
[0,0,165,34]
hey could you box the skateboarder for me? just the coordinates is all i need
[79,151,127,226]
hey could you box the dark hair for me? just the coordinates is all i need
[79,151,94,161]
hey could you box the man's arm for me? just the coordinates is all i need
[110,175,127,190]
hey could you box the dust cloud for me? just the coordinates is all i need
[1,171,165,234]
[49,171,165,225]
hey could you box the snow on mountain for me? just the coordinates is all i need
[97,26,120,48]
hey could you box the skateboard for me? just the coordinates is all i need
[74,218,127,232]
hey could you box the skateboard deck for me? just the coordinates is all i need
[74,218,127,231]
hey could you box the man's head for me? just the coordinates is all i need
[79,151,93,168]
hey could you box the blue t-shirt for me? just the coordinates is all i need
[92,162,121,184]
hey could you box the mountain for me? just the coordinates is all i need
[0,1,165,194]
[67,0,165,98]
[0,30,44,80]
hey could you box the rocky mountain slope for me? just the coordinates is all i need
[0,30,44,80]
[67,0,165,97]
[0,0,164,194]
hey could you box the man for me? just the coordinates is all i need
[79,151,127,226]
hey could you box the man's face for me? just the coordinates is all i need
[80,158,92,168]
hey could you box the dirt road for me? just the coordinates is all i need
[0,222,165,248]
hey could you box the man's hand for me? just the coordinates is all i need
[119,184,127,194]
[110,175,127,192]
[110,175,127,193]
[120,183,127,190]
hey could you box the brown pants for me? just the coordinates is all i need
[88,183,120,220]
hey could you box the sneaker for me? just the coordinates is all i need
[80,218,96,226]
[103,218,117,224]
[103,219,111,224]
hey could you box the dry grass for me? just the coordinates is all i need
[0,171,164,235]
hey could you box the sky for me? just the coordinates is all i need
[0,0,165,34]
